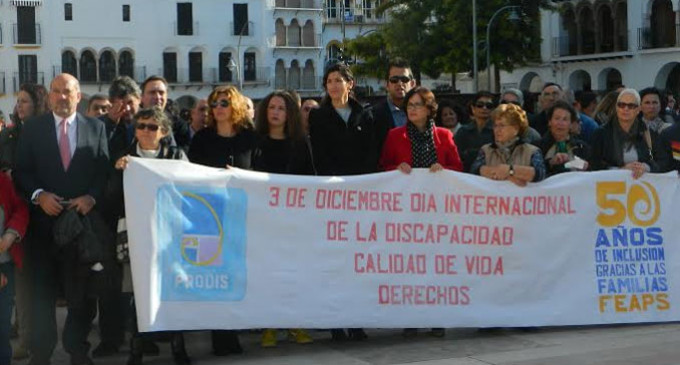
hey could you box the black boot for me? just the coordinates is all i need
[171,332,191,365]
[126,337,143,365]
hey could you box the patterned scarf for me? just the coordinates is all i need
[407,119,438,168]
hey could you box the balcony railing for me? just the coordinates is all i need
[275,34,322,48]
[552,33,630,57]
[13,23,41,45]
[173,21,199,36]
[230,21,254,36]
[13,72,44,92]
[274,0,322,10]
[0,72,5,94]
[638,26,678,50]
[325,9,386,24]
[243,67,270,84]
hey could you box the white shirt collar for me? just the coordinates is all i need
[53,112,77,127]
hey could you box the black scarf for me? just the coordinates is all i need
[407,119,438,168]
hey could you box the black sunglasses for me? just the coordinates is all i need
[616,102,639,110]
[475,101,495,109]
[136,122,160,132]
[500,100,521,106]
[388,76,412,84]
[210,100,230,108]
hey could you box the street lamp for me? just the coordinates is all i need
[472,0,478,92]
[227,57,242,90]
[486,6,521,92]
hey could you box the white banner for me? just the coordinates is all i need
[123,158,680,332]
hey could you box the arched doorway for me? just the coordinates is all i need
[569,70,591,91]
[598,68,622,92]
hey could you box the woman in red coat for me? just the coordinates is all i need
[0,172,28,364]
[380,86,463,173]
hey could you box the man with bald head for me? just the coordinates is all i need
[15,74,110,365]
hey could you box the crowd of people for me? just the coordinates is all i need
[0,57,680,365]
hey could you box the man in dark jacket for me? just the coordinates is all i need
[140,76,190,151]
[374,58,416,152]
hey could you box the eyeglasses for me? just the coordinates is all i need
[210,100,230,109]
[135,122,160,132]
[616,102,639,110]
[475,101,495,109]
[389,76,412,84]
[407,101,425,109]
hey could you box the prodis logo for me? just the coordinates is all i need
[596,181,660,227]
[157,186,247,302]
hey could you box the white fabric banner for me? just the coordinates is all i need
[123,158,680,332]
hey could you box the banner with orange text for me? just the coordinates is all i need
[123,158,680,332]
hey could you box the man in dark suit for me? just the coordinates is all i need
[374,58,416,153]
[15,73,110,365]
[140,75,190,151]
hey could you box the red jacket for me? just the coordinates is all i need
[0,173,28,269]
[380,125,463,172]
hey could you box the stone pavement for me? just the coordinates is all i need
[11,310,680,365]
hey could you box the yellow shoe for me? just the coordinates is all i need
[288,329,313,344]
[261,329,278,348]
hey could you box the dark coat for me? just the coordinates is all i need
[0,122,22,171]
[373,99,397,153]
[308,98,379,175]
[589,119,659,172]
[536,134,591,176]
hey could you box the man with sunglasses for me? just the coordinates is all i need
[454,91,497,172]
[374,58,416,152]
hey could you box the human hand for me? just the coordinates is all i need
[550,153,570,166]
[624,162,647,179]
[115,156,130,170]
[0,232,16,253]
[397,162,412,174]
[69,195,96,215]
[429,163,443,173]
[509,176,528,187]
[38,191,64,216]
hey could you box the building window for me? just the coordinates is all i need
[244,52,256,81]
[99,51,116,82]
[365,0,372,18]
[80,51,97,82]
[177,3,193,36]
[163,52,177,83]
[64,3,72,21]
[119,51,134,78]
[218,52,233,82]
[123,5,130,22]
[233,4,249,35]
[61,51,77,77]
[326,0,337,18]
[16,6,37,44]
[18,55,38,85]
[189,52,203,82]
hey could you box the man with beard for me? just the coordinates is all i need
[374,58,416,152]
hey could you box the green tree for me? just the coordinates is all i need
[345,0,554,90]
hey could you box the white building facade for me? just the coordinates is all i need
[0,0,385,118]
[500,0,680,96]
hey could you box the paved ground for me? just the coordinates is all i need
[11,309,680,365]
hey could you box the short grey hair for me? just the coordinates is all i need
[502,88,524,106]
[617,88,641,105]
[109,76,142,100]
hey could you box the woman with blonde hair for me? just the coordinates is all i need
[471,103,546,186]
[187,85,255,356]
[188,85,256,169]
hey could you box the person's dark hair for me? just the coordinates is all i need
[141,75,169,94]
[255,90,304,141]
[435,99,466,127]
[321,63,354,105]
[639,87,662,102]
[546,100,578,123]
[12,83,48,125]
[473,91,495,104]
[134,107,172,133]
[109,76,141,100]
[404,86,437,119]
[575,90,597,108]
[542,82,562,92]
[164,98,180,118]
[88,94,109,109]
[285,89,302,107]
[385,57,412,80]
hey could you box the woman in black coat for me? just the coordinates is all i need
[309,63,379,176]
[536,100,591,177]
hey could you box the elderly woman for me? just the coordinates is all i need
[537,100,591,177]
[381,87,463,173]
[0,172,28,365]
[590,88,658,178]
[113,107,189,365]
[471,103,546,186]
[434,99,466,134]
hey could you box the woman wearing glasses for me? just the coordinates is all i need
[112,107,190,365]
[380,87,463,173]
[590,88,658,177]
[471,103,546,186]
[188,85,256,170]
